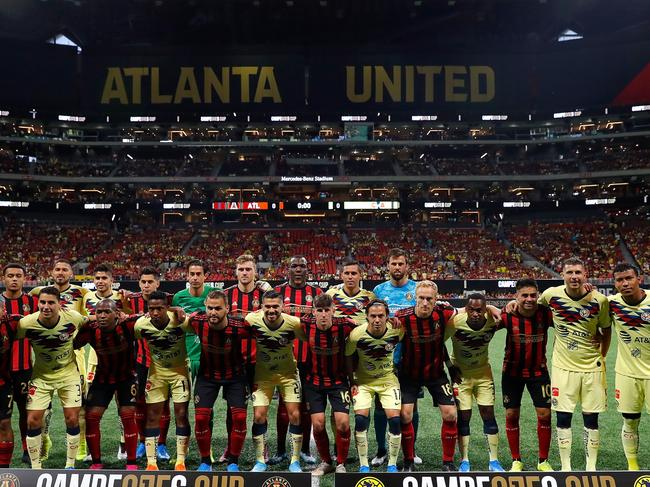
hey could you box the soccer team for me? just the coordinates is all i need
[0,248,647,474]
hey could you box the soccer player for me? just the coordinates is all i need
[128,267,173,462]
[7,287,87,469]
[499,279,553,472]
[73,299,139,470]
[396,280,458,472]
[134,291,192,471]
[539,257,610,471]
[345,299,404,473]
[272,256,322,466]
[2,262,38,464]
[327,258,376,326]
[609,263,650,471]
[448,293,505,472]
[0,297,16,468]
[371,248,417,466]
[190,290,250,472]
[246,290,305,473]
[301,293,355,475]
[172,260,211,381]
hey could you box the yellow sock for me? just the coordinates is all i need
[584,428,599,471]
[253,434,266,464]
[388,432,401,466]
[176,435,189,465]
[486,433,499,461]
[26,434,43,469]
[459,435,470,461]
[66,433,80,468]
[145,436,157,467]
[290,432,303,464]
[355,430,368,467]
[622,418,640,470]
[557,427,572,471]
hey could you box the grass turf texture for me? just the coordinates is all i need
[8,329,649,484]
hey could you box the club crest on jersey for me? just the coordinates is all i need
[59,331,72,342]
[355,301,364,310]
[306,295,313,303]
[167,333,179,343]
[579,308,591,318]
[641,312,650,323]
[278,337,288,346]
[252,299,260,308]
[22,304,31,313]
[384,343,395,351]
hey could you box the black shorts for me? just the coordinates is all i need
[401,376,455,407]
[86,377,138,409]
[502,372,551,409]
[136,362,149,401]
[11,369,31,405]
[303,382,350,414]
[0,383,12,420]
[194,375,247,409]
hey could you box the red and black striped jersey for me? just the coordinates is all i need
[188,314,250,381]
[225,285,263,365]
[301,316,354,387]
[3,293,38,372]
[128,292,172,367]
[274,283,323,363]
[499,306,553,378]
[74,316,138,384]
[0,317,18,386]
[397,305,456,382]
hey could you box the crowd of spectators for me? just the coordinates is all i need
[344,159,395,176]
[496,159,581,175]
[114,159,180,177]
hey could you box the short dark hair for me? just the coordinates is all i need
[139,267,160,279]
[38,286,61,300]
[563,256,585,269]
[387,248,407,263]
[94,263,113,276]
[2,262,26,275]
[366,298,389,315]
[96,299,117,311]
[53,258,73,268]
[341,257,362,271]
[187,259,206,273]
[262,290,282,302]
[516,278,538,291]
[466,292,486,303]
[148,291,168,304]
[206,290,228,305]
[313,293,333,308]
[613,263,639,276]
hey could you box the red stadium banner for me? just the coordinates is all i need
[212,202,270,210]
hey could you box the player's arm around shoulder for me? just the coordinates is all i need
[133,315,148,339]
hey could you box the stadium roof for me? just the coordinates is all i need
[1,0,650,51]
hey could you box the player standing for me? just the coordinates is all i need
[327,258,376,326]
[345,299,404,473]
[608,263,650,470]
[396,281,458,472]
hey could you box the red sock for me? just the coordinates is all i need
[313,428,332,463]
[195,408,212,459]
[300,404,311,455]
[506,416,520,460]
[119,408,138,463]
[85,410,103,463]
[136,399,147,442]
[276,401,289,453]
[229,407,247,458]
[441,420,458,462]
[0,440,13,467]
[537,415,551,461]
[401,422,415,461]
[158,400,171,444]
[335,428,350,465]
[224,406,233,457]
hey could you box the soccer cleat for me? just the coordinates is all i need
[300,452,317,464]
[458,460,471,472]
[402,462,416,472]
[441,462,457,472]
[413,455,423,465]
[83,454,92,463]
[76,442,87,461]
[90,463,104,470]
[126,465,138,471]
[146,464,159,471]
[197,463,212,472]
[358,465,370,473]
[335,464,347,473]
[157,444,171,461]
[370,451,387,466]
[489,460,505,472]
[40,434,52,461]
[174,463,186,471]
[21,451,30,465]
[387,465,398,473]
[65,467,75,470]
[136,442,146,459]
[537,460,554,472]
[312,461,335,476]
[226,463,240,472]
[510,460,524,472]
[267,452,288,465]
[289,460,302,472]
[117,445,127,461]
[251,461,268,472]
